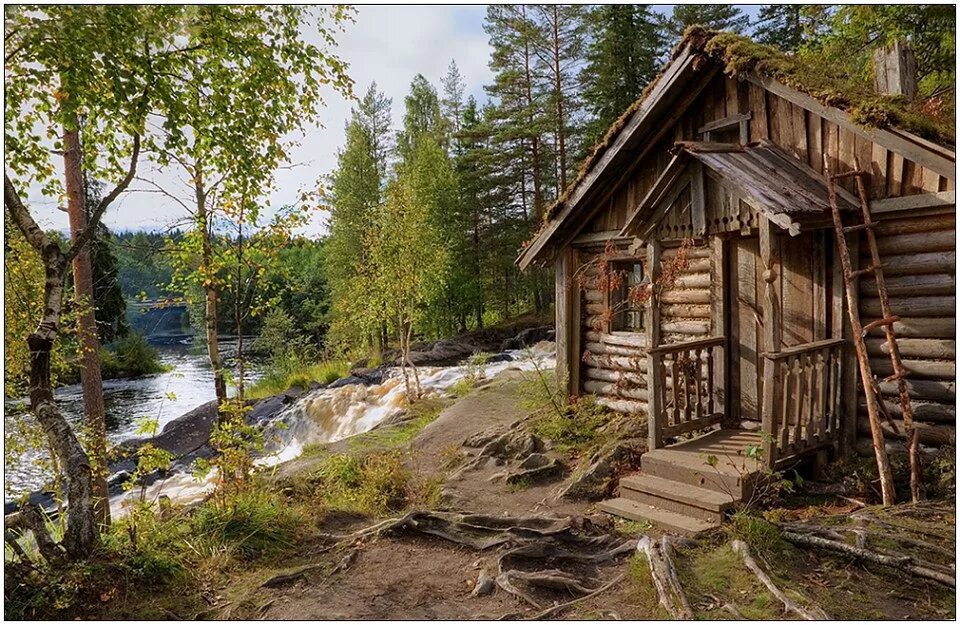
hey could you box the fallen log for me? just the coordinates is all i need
[731,539,828,620]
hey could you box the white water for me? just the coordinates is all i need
[109,342,556,515]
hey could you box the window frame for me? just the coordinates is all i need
[605,257,648,335]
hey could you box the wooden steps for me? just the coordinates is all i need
[599,429,763,535]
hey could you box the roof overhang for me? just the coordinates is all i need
[620,141,860,240]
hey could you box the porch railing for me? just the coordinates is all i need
[761,338,845,466]
[648,336,726,450]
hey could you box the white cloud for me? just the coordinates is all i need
[23,6,494,238]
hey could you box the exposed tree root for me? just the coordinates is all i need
[308,510,633,613]
[637,535,693,619]
[523,572,626,620]
[731,539,829,620]
[781,531,955,588]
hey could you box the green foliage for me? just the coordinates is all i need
[247,357,349,399]
[100,333,167,379]
[752,5,808,52]
[727,510,786,557]
[351,397,447,449]
[661,4,749,41]
[580,5,665,146]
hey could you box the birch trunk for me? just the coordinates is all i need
[194,169,227,406]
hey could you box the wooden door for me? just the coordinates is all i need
[729,237,763,423]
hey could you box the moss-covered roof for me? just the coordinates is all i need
[535,26,954,232]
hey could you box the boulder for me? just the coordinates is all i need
[499,325,556,352]
[560,438,646,501]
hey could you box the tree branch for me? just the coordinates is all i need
[4,173,50,252]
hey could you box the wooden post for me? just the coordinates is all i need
[836,232,859,457]
[759,217,782,468]
[710,236,730,427]
[873,40,918,98]
[646,240,663,450]
[554,249,575,397]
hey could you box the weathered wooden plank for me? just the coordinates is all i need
[660,289,711,305]
[759,216,783,465]
[857,417,954,446]
[878,378,956,404]
[869,190,955,214]
[864,228,955,255]
[877,251,956,276]
[661,304,711,319]
[583,379,648,401]
[746,74,956,179]
[584,330,648,349]
[748,83,768,141]
[872,211,954,235]
[585,367,646,386]
[646,240,663,449]
[861,398,955,425]
[870,142,889,199]
[869,357,955,380]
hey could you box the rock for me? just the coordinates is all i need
[518,452,552,470]
[484,352,514,364]
[506,457,565,485]
[471,570,495,597]
[350,367,385,385]
[560,438,646,501]
[499,325,556,352]
[327,375,367,389]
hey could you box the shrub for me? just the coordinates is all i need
[101,333,167,379]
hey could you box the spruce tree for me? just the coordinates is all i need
[753,5,806,52]
[661,5,749,41]
[581,5,665,146]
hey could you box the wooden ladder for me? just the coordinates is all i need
[826,170,920,504]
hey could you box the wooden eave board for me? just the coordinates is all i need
[619,152,689,237]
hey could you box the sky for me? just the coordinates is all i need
[24,4,761,237]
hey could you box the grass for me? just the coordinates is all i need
[530,395,612,454]
[626,553,671,618]
[248,358,350,399]
[348,396,449,450]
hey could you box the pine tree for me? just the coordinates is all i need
[753,5,805,52]
[661,5,749,41]
[484,4,548,220]
[581,5,665,146]
[530,4,588,195]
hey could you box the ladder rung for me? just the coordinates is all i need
[862,315,900,334]
[831,170,870,180]
[843,223,876,234]
[883,373,906,383]
[849,263,882,279]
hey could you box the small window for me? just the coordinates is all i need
[611,260,646,332]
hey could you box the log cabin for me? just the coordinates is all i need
[517,29,956,533]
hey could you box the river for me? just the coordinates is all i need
[4,338,263,498]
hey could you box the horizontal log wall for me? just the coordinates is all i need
[575,240,716,414]
[857,209,956,450]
